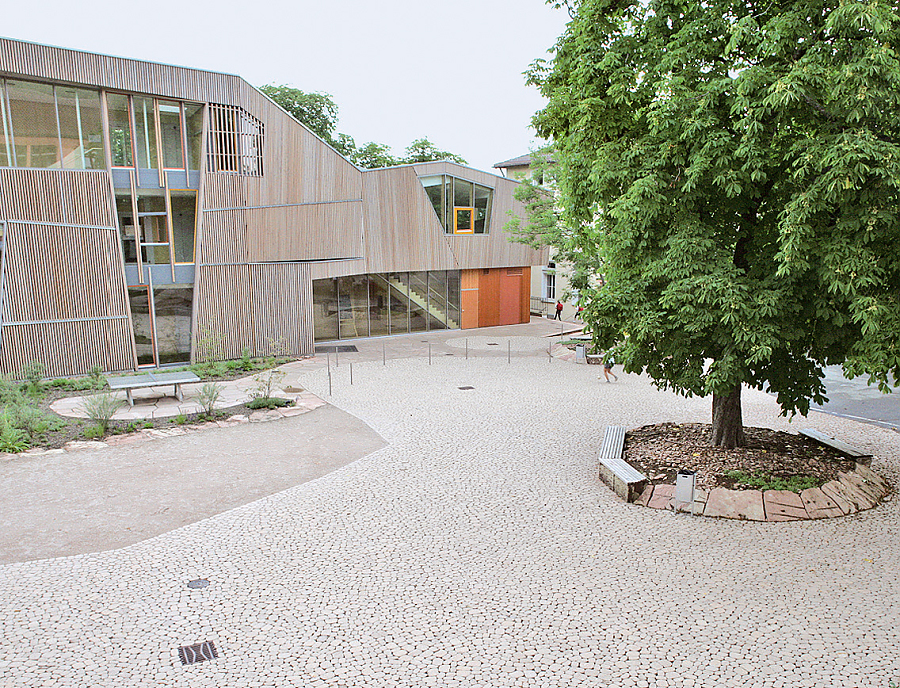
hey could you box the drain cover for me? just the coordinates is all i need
[178,641,218,665]
[458,386,475,390]
[315,345,358,353]
[187,579,209,589]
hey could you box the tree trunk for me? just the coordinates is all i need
[711,385,745,448]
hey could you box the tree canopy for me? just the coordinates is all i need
[530,0,900,446]
[260,85,466,168]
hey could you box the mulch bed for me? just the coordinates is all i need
[624,422,856,492]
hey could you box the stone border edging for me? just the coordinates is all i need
[631,462,891,521]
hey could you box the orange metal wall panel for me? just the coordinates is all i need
[477,269,500,327]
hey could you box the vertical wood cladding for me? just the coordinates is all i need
[0,169,133,377]
[194,263,312,360]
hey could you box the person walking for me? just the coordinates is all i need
[601,352,618,382]
[554,300,563,320]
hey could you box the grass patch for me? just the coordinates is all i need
[246,397,295,410]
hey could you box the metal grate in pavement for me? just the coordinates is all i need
[315,345,358,353]
[458,386,475,390]
[187,579,209,589]
[178,641,218,665]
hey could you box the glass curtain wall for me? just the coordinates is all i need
[313,271,461,341]
[0,79,106,170]
[419,175,493,234]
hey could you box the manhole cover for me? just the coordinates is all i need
[458,386,475,390]
[178,641,218,665]
[187,579,209,589]
[315,345,358,353]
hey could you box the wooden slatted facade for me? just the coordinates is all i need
[0,37,546,376]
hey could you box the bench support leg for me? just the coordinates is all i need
[174,384,183,402]
[126,389,134,407]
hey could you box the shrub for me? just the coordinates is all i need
[251,369,285,401]
[82,393,124,434]
[0,409,29,453]
[82,425,104,440]
[0,377,25,406]
[247,397,295,410]
[197,382,222,415]
[174,413,188,425]
[88,365,105,388]
[22,360,45,395]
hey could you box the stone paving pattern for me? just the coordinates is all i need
[1,329,899,687]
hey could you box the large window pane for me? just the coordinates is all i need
[338,275,369,339]
[153,286,193,364]
[184,103,204,171]
[447,270,461,329]
[133,96,158,169]
[408,271,429,332]
[171,192,196,263]
[313,279,339,341]
[387,272,409,335]
[453,178,472,208]
[427,270,448,331]
[137,192,168,264]
[7,80,59,168]
[474,184,492,234]
[421,175,444,229]
[159,100,184,169]
[128,286,155,366]
[107,93,133,167]
[116,192,138,263]
[56,87,104,170]
[368,275,390,337]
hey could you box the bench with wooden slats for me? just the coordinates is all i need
[598,425,647,502]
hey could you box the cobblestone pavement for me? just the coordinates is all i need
[1,345,899,687]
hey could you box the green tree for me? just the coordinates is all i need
[351,142,399,169]
[259,85,340,142]
[531,0,900,447]
[401,137,467,165]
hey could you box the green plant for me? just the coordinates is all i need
[197,382,223,415]
[251,368,286,401]
[88,365,105,388]
[195,326,226,363]
[82,393,124,434]
[82,424,104,440]
[240,347,253,370]
[725,470,821,493]
[247,396,295,410]
[0,408,29,453]
[22,360,45,395]
[0,377,25,406]
[174,413,188,425]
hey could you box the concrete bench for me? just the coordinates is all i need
[107,371,201,407]
[598,425,647,502]
[800,428,873,463]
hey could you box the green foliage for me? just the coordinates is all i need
[82,393,124,433]
[0,377,25,406]
[251,368,286,401]
[22,360,45,395]
[725,470,821,493]
[195,326,226,363]
[174,413,188,425]
[247,396,295,410]
[88,365,104,386]
[82,424,104,440]
[197,382,223,415]
[531,0,900,439]
[0,409,29,453]
[240,347,253,371]
[260,84,466,169]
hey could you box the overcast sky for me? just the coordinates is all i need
[5,0,569,172]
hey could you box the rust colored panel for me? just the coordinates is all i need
[478,268,501,327]
[498,268,522,326]
[461,269,480,329]
[520,267,531,322]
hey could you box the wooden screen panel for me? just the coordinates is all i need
[194,263,313,361]
[244,201,364,262]
[0,169,115,226]
[1,320,132,378]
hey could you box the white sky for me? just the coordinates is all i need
[5,0,569,172]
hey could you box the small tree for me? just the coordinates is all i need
[83,393,123,434]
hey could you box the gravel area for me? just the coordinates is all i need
[0,351,898,687]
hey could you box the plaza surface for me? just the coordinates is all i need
[1,321,899,687]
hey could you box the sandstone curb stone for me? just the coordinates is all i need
[763,490,808,521]
[705,488,766,521]
[820,480,859,514]
[63,441,107,451]
[800,487,843,519]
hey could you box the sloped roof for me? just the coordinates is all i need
[493,154,534,169]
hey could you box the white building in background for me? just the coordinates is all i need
[493,153,581,323]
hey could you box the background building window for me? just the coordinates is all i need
[544,271,556,300]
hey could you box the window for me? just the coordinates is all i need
[0,78,105,170]
[420,174,493,234]
[207,103,264,175]
[544,272,556,300]
[116,188,197,267]
[107,93,133,167]
[158,101,184,169]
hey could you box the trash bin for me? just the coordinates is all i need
[575,344,586,364]
[675,469,697,515]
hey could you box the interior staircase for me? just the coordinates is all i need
[384,274,458,330]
